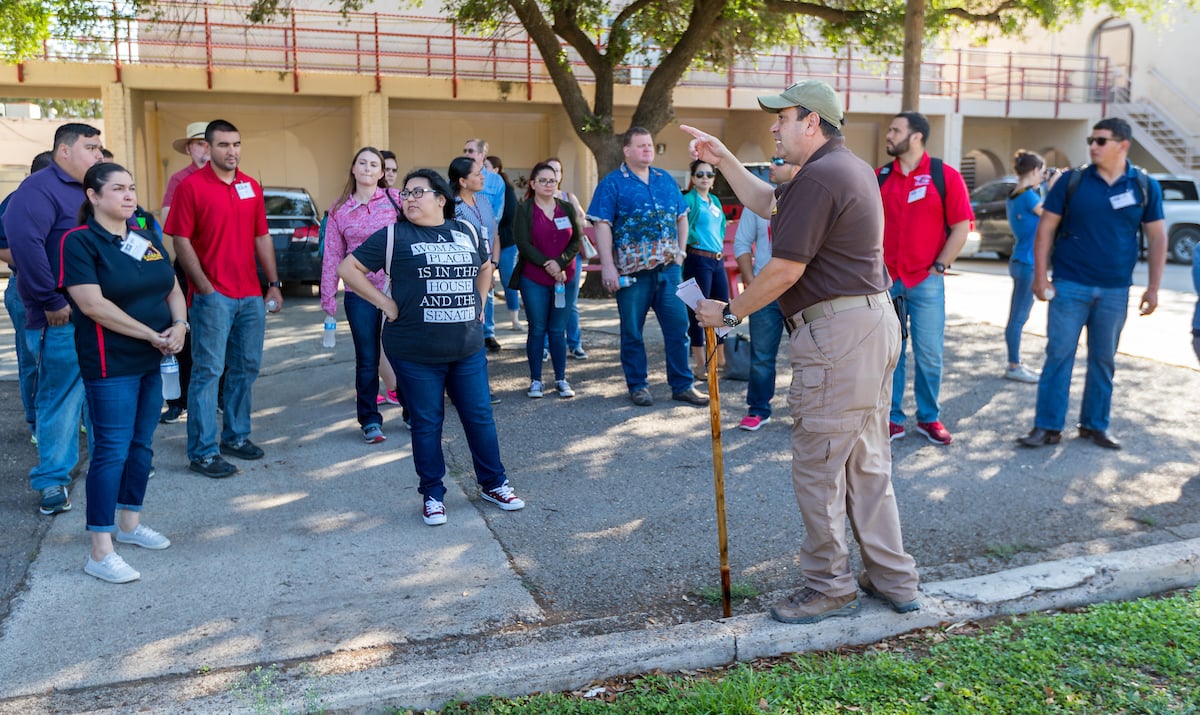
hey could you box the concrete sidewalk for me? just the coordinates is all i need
[0,266,1197,712]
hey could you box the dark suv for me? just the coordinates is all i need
[712,162,773,220]
[262,187,323,285]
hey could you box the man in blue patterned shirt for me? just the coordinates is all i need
[588,126,708,407]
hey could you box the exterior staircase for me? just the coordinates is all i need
[1110,69,1200,177]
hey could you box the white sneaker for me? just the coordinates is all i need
[1005,364,1039,383]
[422,497,447,526]
[527,380,544,398]
[84,552,141,583]
[555,380,575,398]
[481,481,525,511]
[115,524,171,550]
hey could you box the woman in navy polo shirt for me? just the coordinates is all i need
[61,162,188,584]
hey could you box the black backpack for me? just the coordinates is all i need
[878,157,948,236]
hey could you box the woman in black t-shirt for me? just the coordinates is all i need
[61,162,188,584]
[338,169,526,527]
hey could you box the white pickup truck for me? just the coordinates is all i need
[1153,174,1200,264]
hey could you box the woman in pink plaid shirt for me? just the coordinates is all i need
[320,147,405,444]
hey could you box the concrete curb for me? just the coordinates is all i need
[172,537,1199,713]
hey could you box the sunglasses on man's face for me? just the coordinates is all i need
[1086,136,1118,146]
[694,171,715,179]
[770,157,786,166]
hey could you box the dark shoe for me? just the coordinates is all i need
[485,337,502,352]
[220,439,264,460]
[1078,426,1121,450]
[630,388,654,407]
[770,587,859,624]
[39,485,72,515]
[1018,427,1061,447]
[671,387,710,406]
[159,405,185,424]
[189,455,238,478]
[857,572,921,613]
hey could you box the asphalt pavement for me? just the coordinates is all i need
[0,263,1197,713]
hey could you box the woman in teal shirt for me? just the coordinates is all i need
[682,160,729,376]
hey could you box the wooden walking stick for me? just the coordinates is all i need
[704,326,733,618]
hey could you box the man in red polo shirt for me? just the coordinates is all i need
[878,111,973,446]
[163,119,282,478]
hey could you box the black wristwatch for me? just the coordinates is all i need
[268,280,284,288]
[722,303,741,327]
[931,262,947,275]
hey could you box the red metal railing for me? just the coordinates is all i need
[15,1,1111,115]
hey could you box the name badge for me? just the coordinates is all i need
[120,232,151,261]
[481,226,491,241]
[554,216,572,231]
[907,186,927,203]
[235,182,256,200]
[1109,190,1137,209]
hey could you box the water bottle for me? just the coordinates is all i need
[322,316,337,348]
[265,299,279,312]
[618,276,637,288]
[554,282,566,308]
[160,355,181,400]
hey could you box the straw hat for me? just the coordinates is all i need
[172,122,208,154]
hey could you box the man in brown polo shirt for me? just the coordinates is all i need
[682,80,920,624]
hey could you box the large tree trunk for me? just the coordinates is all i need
[901,0,925,112]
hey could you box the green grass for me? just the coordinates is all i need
[694,582,760,607]
[431,588,1200,714]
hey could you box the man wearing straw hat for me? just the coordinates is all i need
[683,80,920,625]
[158,121,210,424]
[161,121,209,226]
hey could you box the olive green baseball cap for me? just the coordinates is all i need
[757,80,844,126]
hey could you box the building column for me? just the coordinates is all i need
[942,112,965,168]
[99,82,136,176]
[352,92,389,152]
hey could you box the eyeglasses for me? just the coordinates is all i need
[399,187,438,200]
[694,171,715,178]
[533,178,558,185]
[1086,136,1117,146]
[769,157,786,166]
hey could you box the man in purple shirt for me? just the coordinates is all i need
[3,123,104,516]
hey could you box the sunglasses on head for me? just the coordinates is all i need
[770,157,786,166]
[694,171,715,178]
[1086,136,1119,146]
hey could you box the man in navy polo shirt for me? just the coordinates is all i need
[588,126,707,407]
[1020,117,1167,450]
[3,124,104,515]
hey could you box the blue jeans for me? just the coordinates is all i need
[1006,260,1036,365]
[521,277,568,382]
[483,289,495,339]
[498,245,520,312]
[567,255,582,350]
[1034,279,1129,432]
[344,291,389,428]
[682,252,730,345]
[614,263,694,394]
[187,291,264,461]
[388,349,506,502]
[890,274,945,424]
[83,371,159,531]
[4,272,37,432]
[746,301,785,418]
[26,324,89,491]
[545,256,584,352]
